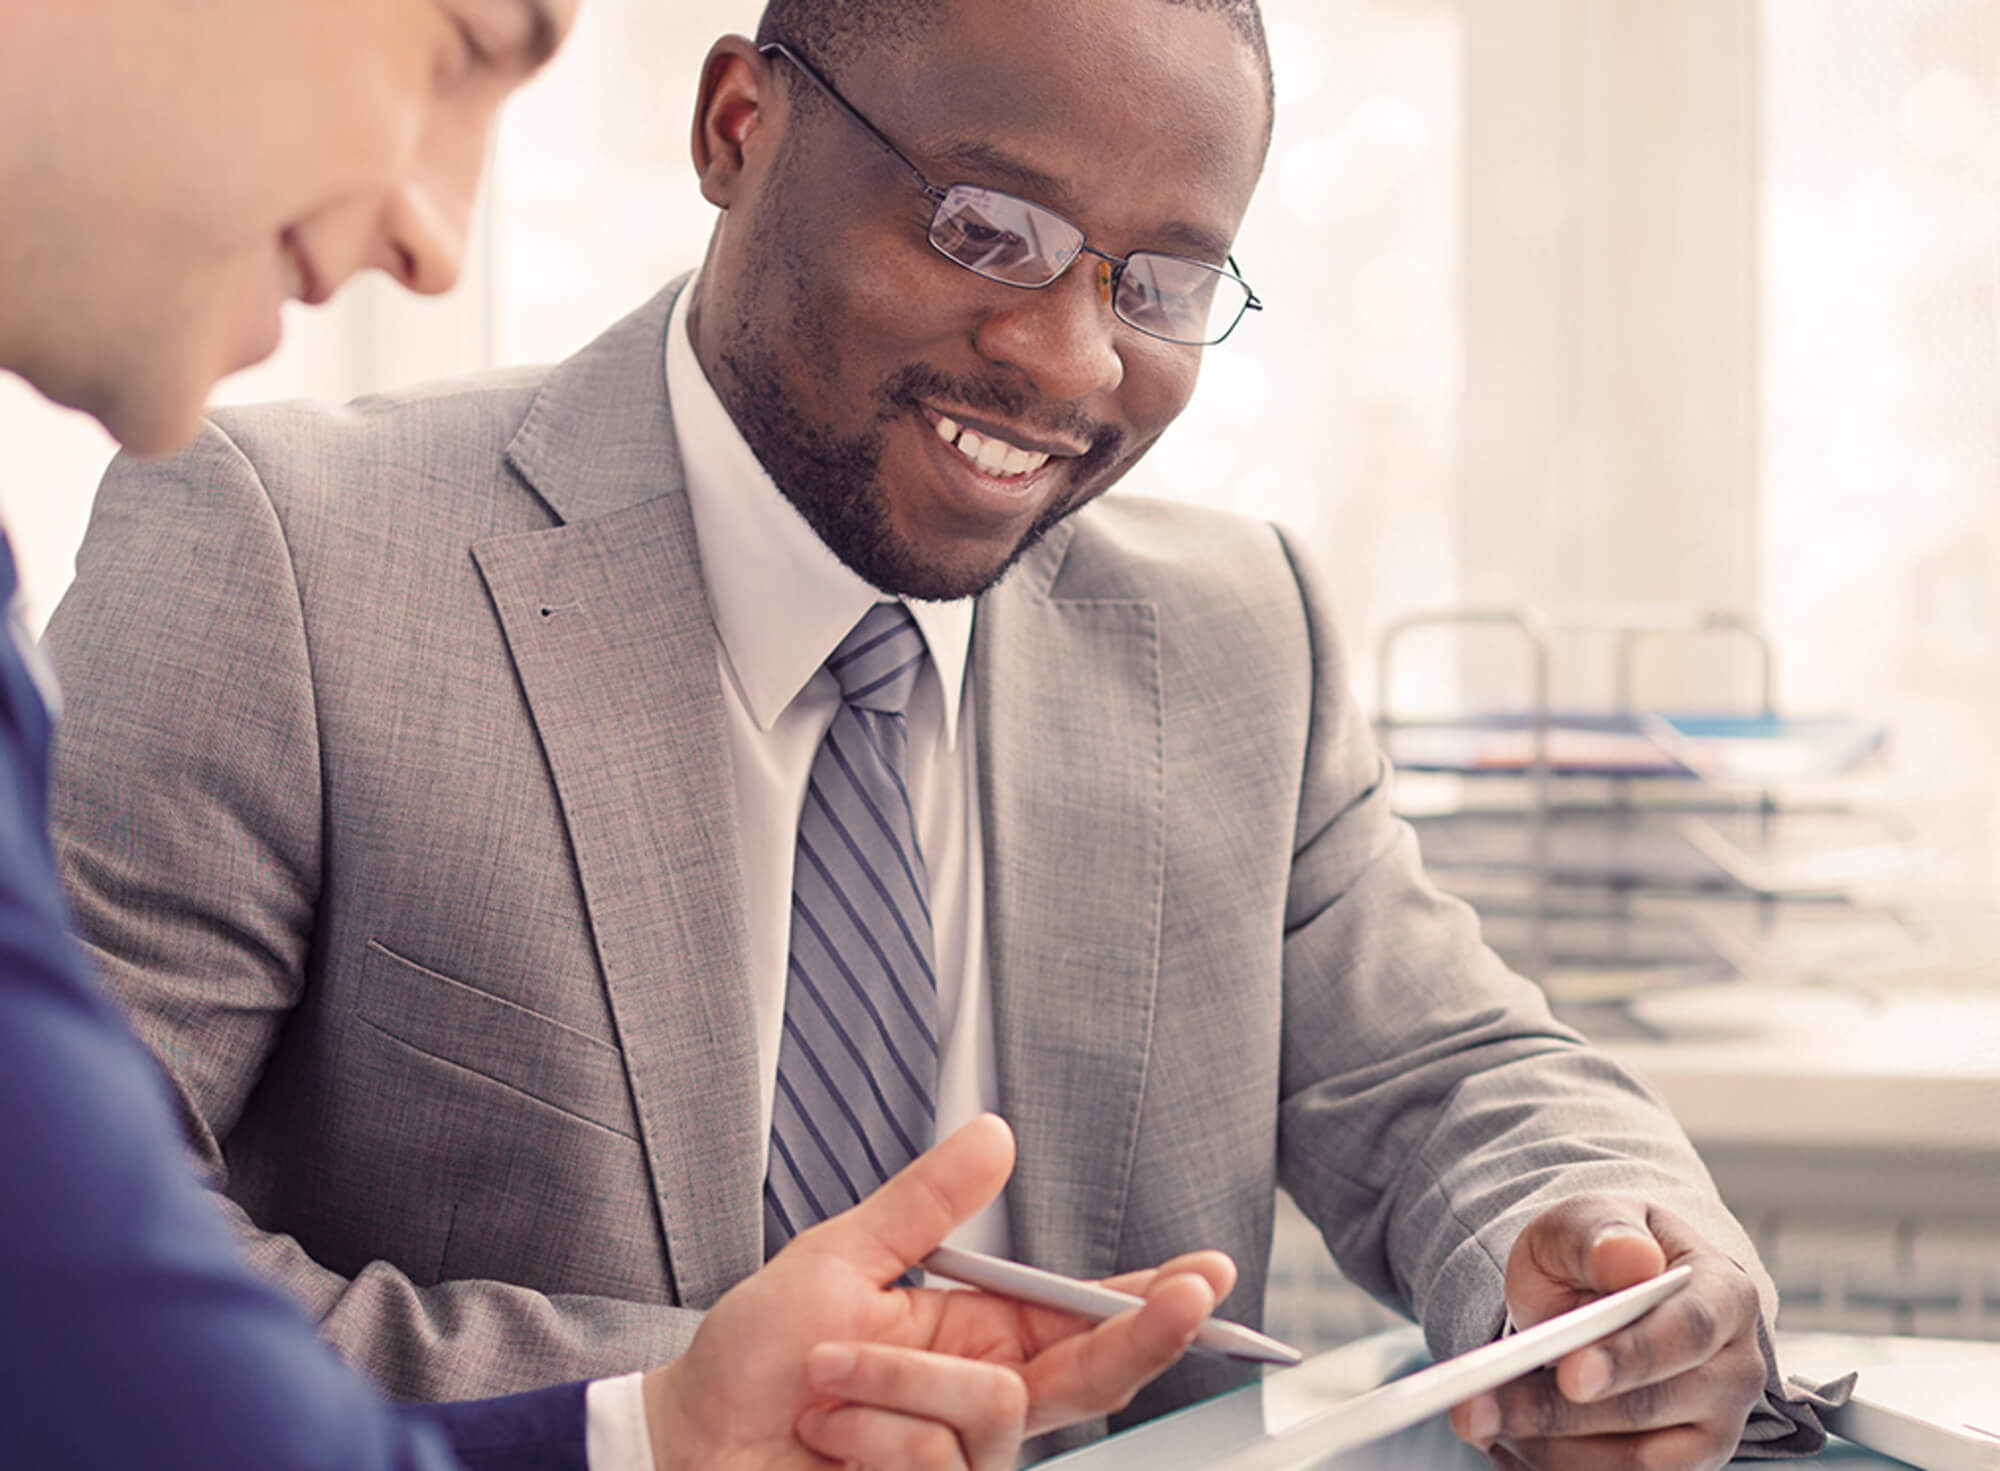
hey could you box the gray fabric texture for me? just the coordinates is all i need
[47,281,1810,1451]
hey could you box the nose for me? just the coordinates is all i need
[370,176,469,297]
[971,256,1126,401]
[367,105,491,296]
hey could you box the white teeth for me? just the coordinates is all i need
[280,245,306,302]
[932,414,1053,479]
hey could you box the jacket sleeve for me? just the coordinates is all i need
[1265,525,1779,1354]
[44,422,702,1401]
[0,538,497,1469]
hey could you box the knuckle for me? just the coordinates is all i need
[1627,1426,1732,1471]
[1614,1376,1665,1428]
[911,1422,962,1471]
[1678,1292,1721,1356]
[993,1370,1030,1428]
[1602,1330,1652,1390]
[1500,1374,1571,1438]
[1604,1437,1652,1471]
[1726,1341,1767,1398]
[1625,1439,1671,1471]
[1731,1274,1761,1318]
[859,1346,906,1396]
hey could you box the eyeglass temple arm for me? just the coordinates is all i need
[1226,255,1262,311]
[757,42,947,202]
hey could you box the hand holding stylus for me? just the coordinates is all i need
[645,1115,1238,1471]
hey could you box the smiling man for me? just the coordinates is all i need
[3,2,1237,1469]
[47,0,1828,1467]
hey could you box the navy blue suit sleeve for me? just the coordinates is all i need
[408,1383,592,1471]
[0,541,586,1469]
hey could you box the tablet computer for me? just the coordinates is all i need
[1827,1360,2000,1471]
[1208,1265,1694,1471]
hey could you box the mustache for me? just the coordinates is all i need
[875,364,1124,465]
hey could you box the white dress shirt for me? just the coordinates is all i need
[589,283,1010,1468]
[664,281,1010,1261]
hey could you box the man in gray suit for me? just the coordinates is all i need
[47,0,1825,1465]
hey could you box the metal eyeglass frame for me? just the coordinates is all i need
[757,40,1263,347]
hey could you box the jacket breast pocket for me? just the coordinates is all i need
[352,939,639,1141]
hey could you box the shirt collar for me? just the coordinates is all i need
[665,281,973,745]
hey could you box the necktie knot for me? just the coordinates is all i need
[827,602,925,715]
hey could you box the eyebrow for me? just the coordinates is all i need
[923,137,1235,264]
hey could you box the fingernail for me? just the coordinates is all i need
[1464,1392,1500,1448]
[1590,1223,1652,1248]
[807,1343,858,1386]
[1572,1347,1611,1401]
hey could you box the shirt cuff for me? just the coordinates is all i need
[586,1371,655,1471]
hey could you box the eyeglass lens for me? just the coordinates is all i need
[928,184,1250,345]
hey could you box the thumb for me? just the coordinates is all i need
[1507,1196,1668,1326]
[786,1114,1016,1286]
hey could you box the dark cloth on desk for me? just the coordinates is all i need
[1741,1320,1851,1457]
[0,536,586,1469]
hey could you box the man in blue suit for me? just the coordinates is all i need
[0,2,1232,1466]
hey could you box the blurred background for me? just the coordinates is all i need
[4,0,1995,1343]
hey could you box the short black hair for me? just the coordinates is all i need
[753,0,1275,147]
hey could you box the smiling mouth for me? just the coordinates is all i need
[930,413,1063,481]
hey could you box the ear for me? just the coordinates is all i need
[691,35,781,209]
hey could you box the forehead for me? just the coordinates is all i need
[831,0,1268,256]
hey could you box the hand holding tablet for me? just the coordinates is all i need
[1210,1265,1694,1471]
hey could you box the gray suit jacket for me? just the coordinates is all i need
[47,282,1771,1433]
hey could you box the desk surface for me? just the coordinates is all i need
[1041,1327,2000,1469]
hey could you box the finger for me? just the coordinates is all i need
[1552,1264,1760,1405]
[1006,1252,1234,1366]
[1102,1249,1238,1305]
[1469,1354,1759,1444]
[803,1342,1027,1471]
[1494,1424,1735,1471]
[798,1402,974,1471]
[1507,1195,1666,1327]
[787,1114,1016,1286]
[1016,1270,1218,1434]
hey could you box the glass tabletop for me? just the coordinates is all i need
[1037,1326,1933,1470]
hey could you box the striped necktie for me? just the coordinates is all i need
[764,602,938,1254]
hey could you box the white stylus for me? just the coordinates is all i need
[920,1243,1304,1366]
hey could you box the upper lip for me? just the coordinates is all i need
[922,405,1089,460]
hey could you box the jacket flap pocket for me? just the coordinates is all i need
[355,940,639,1139]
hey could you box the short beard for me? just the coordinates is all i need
[716,330,1125,600]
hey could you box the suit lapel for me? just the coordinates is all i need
[975,526,1165,1280]
[471,282,764,1308]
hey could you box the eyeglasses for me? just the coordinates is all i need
[759,42,1263,347]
